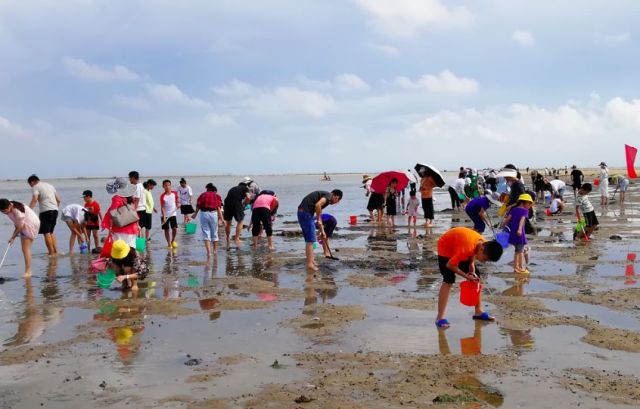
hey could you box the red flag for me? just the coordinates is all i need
[625,144,638,179]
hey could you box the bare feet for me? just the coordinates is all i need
[23,271,32,278]
[306,263,319,271]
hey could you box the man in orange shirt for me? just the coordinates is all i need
[420,175,436,226]
[435,227,503,328]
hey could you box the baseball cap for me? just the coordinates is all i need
[82,190,93,197]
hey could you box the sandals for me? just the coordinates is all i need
[472,312,496,321]
[435,319,450,328]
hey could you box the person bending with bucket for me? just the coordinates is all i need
[435,227,503,329]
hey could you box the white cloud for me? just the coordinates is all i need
[392,70,478,94]
[354,0,472,38]
[367,42,401,56]
[204,112,236,127]
[335,74,370,91]
[594,32,630,45]
[248,87,335,118]
[212,80,256,97]
[0,115,29,139]
[512,30,535,47]
[146,83,211,108]
[114,95,151,111]
[63,57,141,82]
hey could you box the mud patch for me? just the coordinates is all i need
[560,367,640,405]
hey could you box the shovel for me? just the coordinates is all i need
[0,242,12,271]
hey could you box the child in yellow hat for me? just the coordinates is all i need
[109,239,148,291]
[503,194,534,273]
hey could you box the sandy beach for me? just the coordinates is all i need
[0,172,639,408]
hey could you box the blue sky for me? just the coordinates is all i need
[1,0,639,178]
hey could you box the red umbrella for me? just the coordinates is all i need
[371,171,411,193]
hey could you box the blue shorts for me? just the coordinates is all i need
[297,211,316,243]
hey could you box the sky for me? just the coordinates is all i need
[1,0,640,178]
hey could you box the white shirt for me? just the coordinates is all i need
[61,204,86,223]
[161,191,178,218]
[135,183,145,211]
[576,194,594,213]
[549,179,566,192]
[365,179,373,195]
[453,178,466,194]
[550,198,561,213]
[32,182,59,212]
[177,185,193,205]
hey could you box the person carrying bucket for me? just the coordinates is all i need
[575,183,598,240]
[435,227,503,329]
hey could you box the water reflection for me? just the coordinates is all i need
[438,320,485,356]
[501,275,529,297]
[4,278,44,346]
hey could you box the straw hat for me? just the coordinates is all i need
[517,193,534,203]
[362,174,371,183]
[111,239,131,260]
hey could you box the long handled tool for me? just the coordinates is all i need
[0,242,12,271]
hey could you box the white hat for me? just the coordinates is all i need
[485,192,502,206]
[106,177,137,197]
[242,176,253,183]
[496,169,518,179]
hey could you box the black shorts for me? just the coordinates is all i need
[161,216,177,230]
[422,198,434,220]
[367,192,384,212]
[139,212,152,229]
[137,211,147,228]
[180,204,195,215]
[223,204,244,222]
[438,256,477,284]
[584,211,599,228]
[38,210,58,235]
[85,224,99,231]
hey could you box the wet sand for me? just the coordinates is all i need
[1,173,639,408]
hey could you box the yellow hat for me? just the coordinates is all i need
[517,194,534,203]
[111,239,131,259]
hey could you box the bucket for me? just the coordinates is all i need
[460,280,483,306]
[97,268,116,289]
[625,264,635,276]
[496,231,510,248]
[545,209,552,216]
[627,252,636,262]
[349,215,357,224]
[594,178,600,186]
[460,337,481,355]
[135,237,146,252]
[185,222,197,234]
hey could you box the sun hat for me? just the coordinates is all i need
[496,169,518,179]
[485,191,502,206]
[598,162,607,167]
[517,193,534,203]
[106,177,137,197]
[242,176,253,184]
[110,239,131,260]
[362,174,371,183]
[82,190,93,197]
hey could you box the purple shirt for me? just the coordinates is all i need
[507,206,529,245]
[465,196,490,215]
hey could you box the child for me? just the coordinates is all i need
[0,199,40,277]
[82,190,102,252]
[406,191,420,226]
[575,183,599,239]
[141,180,157,243]
[435,227,503,328]
[465,192,501,233]
[177,178,194,225]
[109,239,148,291]
[420,174,436,226]
[384,178,398,227]
[503,194,533,273]
[549,195,564,215]
[159,179,179,249]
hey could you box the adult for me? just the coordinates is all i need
[60,203,88,254]
[129,171,146,235]
[28,174,61,256]
[297,190,343,271]
[548,177,566,200]
[570,165,584,197]
[485,169,497,193]
[251,191,279,249]
[0,199,40,277]
[609,175,630,204]
[435,227,503,328]
[223,182,251,247]
[598,162,609,206]
[242,176,260,201]
[140,180,157,243]
[191,183,224,257]
[109,239,148,292]
[177,178,194,225]
[102,177,139,248]
[533,173,545,203]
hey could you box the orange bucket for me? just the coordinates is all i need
[460,281,483,306]
[460,337,481,355]
[349,215,357,224]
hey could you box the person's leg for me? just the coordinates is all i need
[204,240,211,257]
[171,227,177,244]
[251,211,261,246]
[235,221,243,245]
[21,237,33,277]
[66,222,77,254]
[224,220,231,247]
[164,225,171,247]
[305,242,317,271]
[436,282,453,322]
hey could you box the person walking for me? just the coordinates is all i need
[177,178,194,225]
[191,183,224,258]
[598,162,609,206]
[27,174,60,256]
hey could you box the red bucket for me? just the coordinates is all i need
[593,178,600,186]
[460,280,483,306]
[349,215,357,224]
[627,252,636,261]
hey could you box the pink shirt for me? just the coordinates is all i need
[8,205,40,239]
[253,194,277,210]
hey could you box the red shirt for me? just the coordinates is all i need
[84,200,101,227]
[196,191,222,210]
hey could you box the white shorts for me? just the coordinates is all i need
[200,211,219,242]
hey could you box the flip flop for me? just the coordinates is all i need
[472,312,495,321]
[435,319,450,328]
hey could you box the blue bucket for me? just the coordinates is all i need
[496,231,510,248]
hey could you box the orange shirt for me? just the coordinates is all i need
[420,176,435,199]
[437,227,486,266]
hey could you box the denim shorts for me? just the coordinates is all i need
[297,211,316,243]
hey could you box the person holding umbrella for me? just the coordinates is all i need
[414,164,446,226]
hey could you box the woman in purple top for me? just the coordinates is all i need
[503,194,534,273]
[465,193,501,233]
